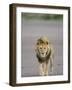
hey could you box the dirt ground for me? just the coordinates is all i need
[21,20,63,77]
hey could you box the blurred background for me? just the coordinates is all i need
[21,13,63,77]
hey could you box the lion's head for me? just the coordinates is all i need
[35,36,50,58]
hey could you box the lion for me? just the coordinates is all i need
[35,36,54,76]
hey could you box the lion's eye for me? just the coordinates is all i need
[40,47,42,49]
[46,42,48,45]
[44,48,46,49]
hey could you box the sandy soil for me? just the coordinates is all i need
[21,20,63,77]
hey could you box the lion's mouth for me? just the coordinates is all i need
[42,53,44,55]
[40,53,46,57]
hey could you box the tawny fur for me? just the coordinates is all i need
[35,36,54,76]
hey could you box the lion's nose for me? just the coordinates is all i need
[40,47,42,49]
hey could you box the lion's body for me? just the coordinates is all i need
[35,36,54,76]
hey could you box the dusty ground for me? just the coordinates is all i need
[21,20,63,77]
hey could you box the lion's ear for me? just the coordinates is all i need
[37,42,39,45]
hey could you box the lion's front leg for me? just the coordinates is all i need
[39,63,44,76]
[44,62,48,76]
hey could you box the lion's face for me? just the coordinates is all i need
[35,36,50,58]
[36,43,48,58]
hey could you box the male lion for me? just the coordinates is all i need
[35,36,54,76]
